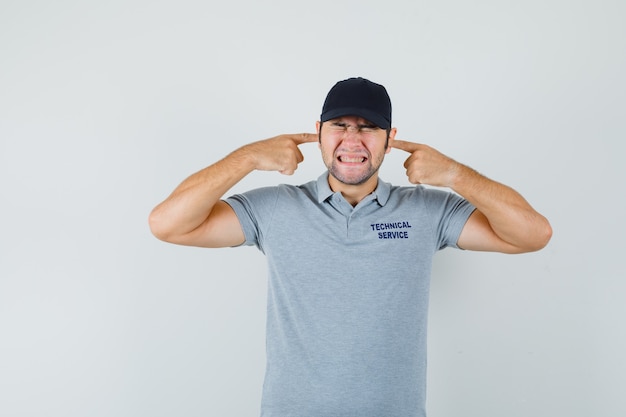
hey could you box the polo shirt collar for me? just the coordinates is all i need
[315,172,391,206]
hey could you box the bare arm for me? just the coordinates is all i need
[148,133,318,248]
[392,139,552,254]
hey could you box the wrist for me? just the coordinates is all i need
[448,162,479,192]
[231,144,260,172]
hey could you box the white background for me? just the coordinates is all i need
[1,0,624,416]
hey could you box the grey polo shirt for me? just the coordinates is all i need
[225,172,475,417]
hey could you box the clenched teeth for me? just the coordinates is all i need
[338,156,366,163]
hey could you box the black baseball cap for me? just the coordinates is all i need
[320,77,392,129]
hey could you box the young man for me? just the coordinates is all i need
[149,77,552,417]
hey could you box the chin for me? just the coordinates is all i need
[329,167,376,186]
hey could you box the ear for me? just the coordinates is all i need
[385,127,397,154]
[316,121,322,148]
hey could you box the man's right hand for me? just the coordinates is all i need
[240,133,318,175]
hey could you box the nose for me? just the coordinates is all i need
[341,126,361,143]
[339,134,366,154]
[344,125,360,134]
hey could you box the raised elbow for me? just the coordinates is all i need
[509,217,553,254]
[148,208,172,242]
[538,219,553,249]
[526,217,553,252]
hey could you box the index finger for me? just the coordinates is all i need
[391,139,422,153]
[292,133,318,145]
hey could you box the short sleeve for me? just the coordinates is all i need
[224,187,280,251]
[423,189,476,250]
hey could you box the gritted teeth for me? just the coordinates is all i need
[338,156,367,163]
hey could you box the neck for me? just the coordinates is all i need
[328,174,379,206]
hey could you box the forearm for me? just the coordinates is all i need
[451,165,552,252]
[148,146,255,241]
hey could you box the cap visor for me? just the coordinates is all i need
[320,107,390,129]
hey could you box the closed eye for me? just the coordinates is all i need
[357,124,379,133]
[329,122,380,133]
